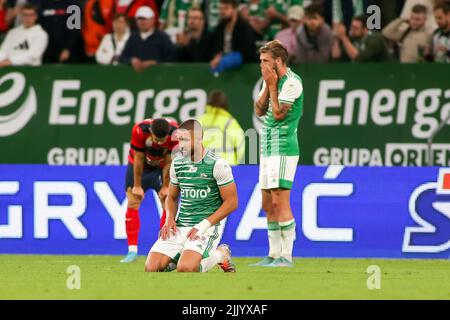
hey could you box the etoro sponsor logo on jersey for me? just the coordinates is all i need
[181,186,211,199]
[0,72,37,137]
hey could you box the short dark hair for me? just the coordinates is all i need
[304,3,324,18]
[207,90,228,110]
[434,2,450,14]
[178,119,203,136]
[353,14,368,28]
[22,3,38,13]
[219,0,238,8]
[151,118,170,138]
[113,13,129,23]
[412,4,428,14]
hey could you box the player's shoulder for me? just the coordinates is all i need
[286,69,303,83]
[208,151,231,169]
[134,119,152,130]
[167,119,179,132]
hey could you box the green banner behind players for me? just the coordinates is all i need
[0,64,449,166]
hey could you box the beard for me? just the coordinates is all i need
[220,16,232,24]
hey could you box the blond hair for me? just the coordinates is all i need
[259,40,289,64]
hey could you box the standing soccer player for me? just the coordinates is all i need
[145,119,237,273]
[121,118,178,263]
[250,40,304,267]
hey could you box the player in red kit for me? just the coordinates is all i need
[121,118,179,263]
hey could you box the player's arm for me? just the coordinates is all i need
[132,151,145,198]
[254,81,269,117]
[187,160,237,240]
[207,183,238,226]
[270,75,302,121]
[158,152,172,201]
[269,89,292,121]
[160,163,180,240]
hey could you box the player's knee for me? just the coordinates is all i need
[262,201,272,214]
[126,189,142,209]
[144,261,160,272]
[271,199,282,214]
[176,262,198,273]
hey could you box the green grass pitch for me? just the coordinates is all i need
[0,255,449,300]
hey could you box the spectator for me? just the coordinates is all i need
[0,0,9,37]
[115,0,159,30]
[159,0,191,42]
[119,6,176,71]
[239,0,266,37]
[262,0,303,41]
[431,2,450,62]
[202,0,221,31]
[96,13,131,65]
[382,4,432,63]
[295,3,333,63]
[176,7,211,62]
[83,0,159,61]
[83,0,115,61]
[198,89,245,165]
[333,15,390,62]
[209,0,257,72]
[0,3,48,67]
[275,5,304,61]
[400,0,438,34]
[37,0,84,63]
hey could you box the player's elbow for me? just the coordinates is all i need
[227,196,238,213]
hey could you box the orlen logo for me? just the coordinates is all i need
[0,72,37,137]
[403,168,450,253]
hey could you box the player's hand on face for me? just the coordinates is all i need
[132,186,145,200]
[261,63,278,88]
[160,218,176,240]
[187,228,200,241]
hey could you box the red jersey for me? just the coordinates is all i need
[128,118,178,168]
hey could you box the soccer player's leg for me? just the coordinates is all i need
[267,155,299,267]
[145,227,184,272]
[121,164,142,263]
[142,167,167,229]
[249,156,281,267]
[176,250,203,272]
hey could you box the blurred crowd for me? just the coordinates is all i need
[0,0,449,71]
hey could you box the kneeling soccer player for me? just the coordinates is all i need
[145,119,238,273]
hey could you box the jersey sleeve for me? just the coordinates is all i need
[130,124,146,152]
[258,80,267,98]
[278,77,303,105]
[169,162,179,186]
[213,158,234,187]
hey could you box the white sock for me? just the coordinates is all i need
[280,219,296,262]
[128,245,137,253]
[267,221,281,259]
[200,250,224,273]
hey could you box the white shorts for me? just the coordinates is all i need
[149,225,223,261]
[259,155,299,190]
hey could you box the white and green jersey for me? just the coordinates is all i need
[259,68,304,157]
[170,150,234,227]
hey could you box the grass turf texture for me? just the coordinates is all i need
[0,255,449,300]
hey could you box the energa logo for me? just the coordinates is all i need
[0,72,37,137]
